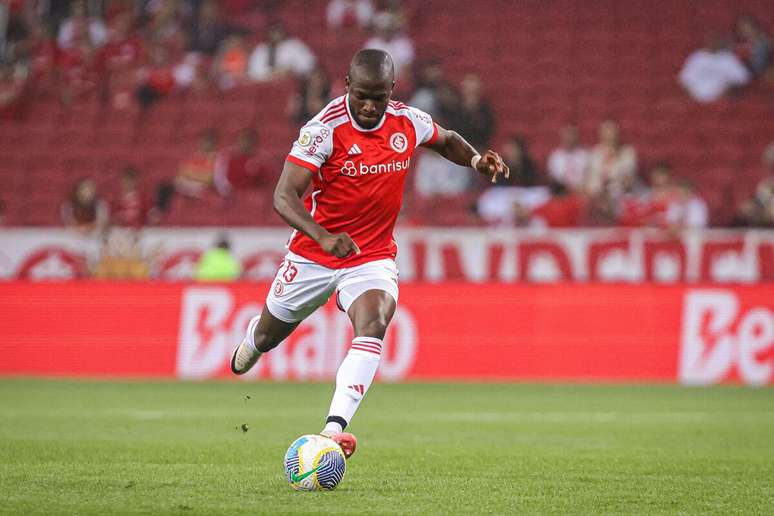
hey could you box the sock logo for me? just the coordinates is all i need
[347,384,365,395]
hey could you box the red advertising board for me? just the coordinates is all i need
[0,283,771,385]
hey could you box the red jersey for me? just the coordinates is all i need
[286,94,438,268]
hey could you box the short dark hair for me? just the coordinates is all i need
[348,49,394,83]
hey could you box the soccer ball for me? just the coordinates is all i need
[284,434,347,491]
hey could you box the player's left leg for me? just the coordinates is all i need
[321,288,396,457]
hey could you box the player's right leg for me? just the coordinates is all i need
[231,256,336,375]
[230,305,299,375]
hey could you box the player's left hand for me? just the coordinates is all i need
[476,149,509,184]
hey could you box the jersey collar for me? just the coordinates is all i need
[345,94,387,133]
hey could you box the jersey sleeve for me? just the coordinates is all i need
[287,119,333,171]
[407,106,439,147]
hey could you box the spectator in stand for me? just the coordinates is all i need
[449,74,494,152]
[363,11,414,78]
[412,71,473,197]
[326,0,374,31]
[61,178,110,234]
[413,150,471,200]
[496,136,542,187]
[142,0,186,55]
[434,80,461,128]
[174,51,209,93]
[190,0,233,56]
[408,59,445,118]
[476,136,549,226]
[665,179,709,229]
[0,63,26,119]
[735,142,774,227]
[195,233,242,281]
[679,33,750,103]
[98,11,146,109]
[531,180,584,228]
[247,22,316,82]
[14,17,57,87]
[615,164,652,227]
[57,0,107,50]
[547,125,589,192]
[586,119,637,199]
[734,14,771,77]
[214,128,272,197]
[56,13,99,103]
[291,65,331,124]
[93,229,152,280]
[0,199,6,226]
[212,34,250,90]
[620,162,706,229]
[135,42,176,108]
[174,128,219,198]
[643,163,677,225]
[112,166,149,228]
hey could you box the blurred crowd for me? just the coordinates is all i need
[1,0,773,233]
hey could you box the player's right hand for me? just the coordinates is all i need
[319,232,361,258]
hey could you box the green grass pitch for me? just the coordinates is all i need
[1,379,773,515]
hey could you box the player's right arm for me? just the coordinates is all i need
[273,161,361,258]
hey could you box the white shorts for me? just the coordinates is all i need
[265,252,399,323]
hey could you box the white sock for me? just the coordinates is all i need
[244,315,260,354]
[323,337,382,432]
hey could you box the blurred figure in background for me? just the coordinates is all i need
[61,178,110,234]
[56,9,99,104]
[195,233,242,281]
[93,229,152,279]
[326,0,374,31]
[363,11,414,78]
[247,22,316,82]
[734,14,771,77]
[531,180,584,228]
[408,59,445,118]
[665,179,708,229]
[0,199,7,226]
[0,62,26,119]
[496,135,542,187]
[190,0,233,56]
[547,125,589,192]
[111,166,149,229]
[449,74,494,152]
[291,65,331,124]
[214,128,272,197]
[174,128,219,198]
[135,42,176,109]
[57,0,106,50]
[413,150,471,200]
[98,11,146,110]
[476,138,549,226]
[212,34,250,90]
[586,119,637,199]
[735,142,774,227]
[142,0,186,55]
[679,33,750,103]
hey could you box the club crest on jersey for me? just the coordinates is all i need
[389,132,408,153]
[341,158,411,177]
[298,131,312,147]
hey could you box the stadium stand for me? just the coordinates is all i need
[1,0,772,227]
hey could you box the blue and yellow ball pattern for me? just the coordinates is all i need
[284,434,347,491]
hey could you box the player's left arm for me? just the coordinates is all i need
[423,125,509,183]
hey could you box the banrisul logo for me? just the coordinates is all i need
[341,158,411,177]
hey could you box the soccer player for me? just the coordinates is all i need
[230,49,508,458]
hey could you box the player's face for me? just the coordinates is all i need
[346,76,393,129]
